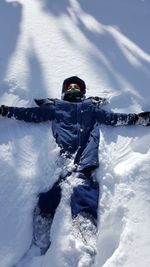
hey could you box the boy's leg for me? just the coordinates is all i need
[71,168,99,245]
[71,169,99,220]
[38,179,62,218]
[33,180,61,253]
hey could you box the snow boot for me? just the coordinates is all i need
[72,212,97,257]
[33,207,52,254]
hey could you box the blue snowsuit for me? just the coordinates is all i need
[3,98,137,221]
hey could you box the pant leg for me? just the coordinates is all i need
[38,179,62,218]
[32,180,62,252]
[71,169,99,220]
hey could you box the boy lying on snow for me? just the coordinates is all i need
[0,76,150,254]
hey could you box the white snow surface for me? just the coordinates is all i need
[0,0,150,266]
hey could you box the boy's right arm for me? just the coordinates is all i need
[0,104,55,122]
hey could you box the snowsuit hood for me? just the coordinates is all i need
[61,76,86,100]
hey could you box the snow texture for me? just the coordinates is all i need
[0,0,150,266]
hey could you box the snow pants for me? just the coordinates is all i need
[38,168,99,222]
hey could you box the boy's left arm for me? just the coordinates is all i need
[96,108,150,126]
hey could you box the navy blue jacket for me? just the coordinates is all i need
[3,98,137,171]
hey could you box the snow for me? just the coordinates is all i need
[0,0,150,266]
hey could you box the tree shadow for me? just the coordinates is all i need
[10,40,50,103]
[40,0,150,110]
[0,0,22,96]
[27,42,51,100]
[39,0,70,16]
[65,0,150,109]
[79,0,150,54]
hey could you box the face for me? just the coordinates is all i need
[63,83,83,101]
[67,83,81,92]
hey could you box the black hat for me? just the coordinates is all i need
[62,76,86,94]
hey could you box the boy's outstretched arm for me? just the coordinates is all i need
[96,108,150,126]
[0,104,55,123]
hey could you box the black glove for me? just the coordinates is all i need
[137,111,150,126]
[0,105,9,116]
